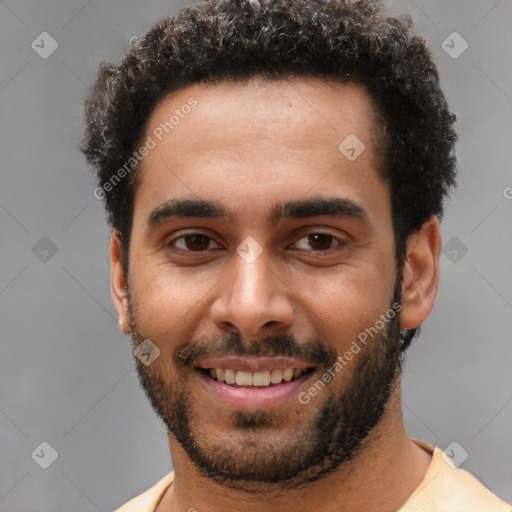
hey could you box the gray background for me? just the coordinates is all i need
[0,0,511,510]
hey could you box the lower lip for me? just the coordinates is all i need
[197,370,314,409]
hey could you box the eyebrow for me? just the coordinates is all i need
[147,196,370,230]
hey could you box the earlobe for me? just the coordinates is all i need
[400,216,442,330]
[110,231,131,334]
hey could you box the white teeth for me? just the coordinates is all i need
[224,369,236,385]
[208,367,307,386]
[253,371,271,386]
[282,369,294,382]
[270,369,283,384]
[236,371,253,386]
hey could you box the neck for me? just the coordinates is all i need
[156,381,432,512]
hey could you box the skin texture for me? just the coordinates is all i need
[110,77,441,511]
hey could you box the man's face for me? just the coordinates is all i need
[123,77,402,487]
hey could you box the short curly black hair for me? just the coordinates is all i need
[81,0,457,351]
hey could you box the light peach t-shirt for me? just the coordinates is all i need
[114,440,511,511]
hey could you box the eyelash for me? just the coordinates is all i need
[166,231,348,256]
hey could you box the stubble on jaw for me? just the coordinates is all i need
[125,279,404,491]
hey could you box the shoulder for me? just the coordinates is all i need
[113,471,175,512]
[402,442,511,512]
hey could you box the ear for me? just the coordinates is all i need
[400,216,442,330]
[110,231,131,334]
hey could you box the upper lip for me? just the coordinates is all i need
[195,356,314,373]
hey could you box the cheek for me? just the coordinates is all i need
[130,245,396,352]
[289,265,395,345]
[129,263,210,338]
[129,259,240,363]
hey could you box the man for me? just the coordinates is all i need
[81,0,511,510]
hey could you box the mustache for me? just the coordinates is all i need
[175,332,338,369]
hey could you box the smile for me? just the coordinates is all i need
[195,356,317,408]
[204,367,309,387]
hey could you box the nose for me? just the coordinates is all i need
[210,248,294,340]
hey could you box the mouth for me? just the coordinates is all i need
[199,367,314,387]
[194,356,317,408]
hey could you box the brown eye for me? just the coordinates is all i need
[168,233,217,253]
[293,232,343,253]
[307,233,334,251]
[182,234,211,251]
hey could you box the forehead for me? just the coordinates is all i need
[142,76,381,162]
[132,77,388,228]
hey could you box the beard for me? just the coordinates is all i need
[127,278,405,490]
